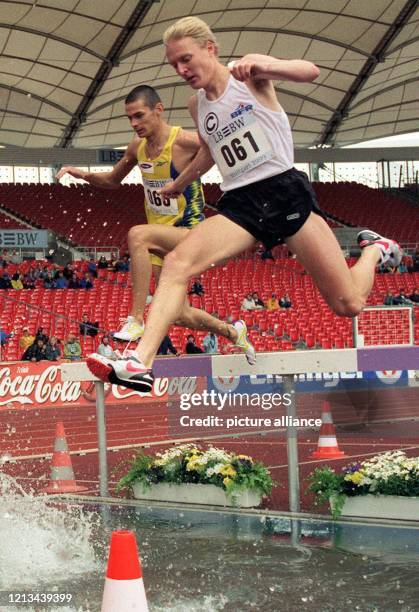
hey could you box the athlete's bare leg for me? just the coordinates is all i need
[285,212,381,316]
[134,215,257,367]
[127,225,189,324]
[127,223,239,343]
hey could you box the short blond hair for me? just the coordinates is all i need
[163,16,219,53]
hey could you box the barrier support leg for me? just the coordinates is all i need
[283,374,300,513]
[95,381,108,497]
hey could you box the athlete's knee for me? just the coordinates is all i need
[330,295,365,318]
[162,249,194,282]
[127,224,151,249]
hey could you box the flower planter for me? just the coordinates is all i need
[132,482,262,508]
[331,494,419,521]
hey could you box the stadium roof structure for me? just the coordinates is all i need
[0,0,417,150]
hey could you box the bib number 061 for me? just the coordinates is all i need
[220,131,259,168]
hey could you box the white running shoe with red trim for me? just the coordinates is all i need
[86,352,154,393]
[357,230,402,269]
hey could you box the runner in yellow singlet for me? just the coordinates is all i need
[57,85,255,358]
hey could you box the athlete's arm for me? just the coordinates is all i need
[229,54,320,83]
[159,98,214,198]
[55,138,139,189]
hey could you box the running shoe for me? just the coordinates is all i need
[357,230,402,269]
[86,352,154,393]
[113,316,144,342]
[233,320,256,365]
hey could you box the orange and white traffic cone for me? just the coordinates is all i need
[101,530,149,612]
[310,401,345,459]
[44,421,88,493]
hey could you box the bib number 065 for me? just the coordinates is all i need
[146,189,171,208]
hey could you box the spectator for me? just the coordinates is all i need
[23,273,35,290]
[55,271,68,289]
[98,255,108,269]
[185,334,204,354]
[22,338,47,362]
[44,274,54,289]
[252,292,264,309]
[63,334,82,361]
[19,327,35,353]
[10,250,21,264]
[68,272,81,289]
[0,273,11,289]
[189,278,204,297]
[113,254,127,272]
[80,273,93,290]
[45,336,62,361]
[35,327,49,344]
[280,294,292,309]
[398,261,408,273]
[11,273,24,290]
[0,329,13,346]
[203,332,218,354]
[79,313,99,337]
[267,293,279,310]
[409,287,419,303]
[62,263,74,280]
[88,257,98,278]
[98,335,117,359]
[157,335,179,356]
[241,293,257,310]
[384,292,394,306]
[393,292,414,306]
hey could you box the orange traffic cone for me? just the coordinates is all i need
[310,401,345,459]
[44,422,88,493]
[101,530,149,612]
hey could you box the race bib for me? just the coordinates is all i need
[209,112,273,180]
[143,178,179,216]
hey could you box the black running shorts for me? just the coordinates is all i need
[216,168,325,250]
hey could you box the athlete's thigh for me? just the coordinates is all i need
[167,214,256,275]
[146,224,190,257]
[285,212,354,303]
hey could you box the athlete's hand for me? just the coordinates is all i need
[159,181,183,199]
[56,166,87,181]
[228,57,266,81]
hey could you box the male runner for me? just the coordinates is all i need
[57,85,254,360]
[86,16,401,391]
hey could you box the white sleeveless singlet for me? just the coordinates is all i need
[197,76,294,191]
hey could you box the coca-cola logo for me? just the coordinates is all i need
[0,365,193,408]
[0,365,81,406]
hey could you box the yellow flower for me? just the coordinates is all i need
[345,471,363,485]
[220,465,237,478]
[237,454,253,462]
[223,477,233,487]
[186,460,200,472]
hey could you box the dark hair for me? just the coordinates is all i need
[125,85,161,108]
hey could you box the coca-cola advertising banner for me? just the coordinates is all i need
[0,361,173,409]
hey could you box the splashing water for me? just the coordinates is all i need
[0,473,98,589]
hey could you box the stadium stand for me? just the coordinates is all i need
[0,250,417,361]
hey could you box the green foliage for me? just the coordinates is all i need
[307,451,419,519]
[116,445,275,500]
